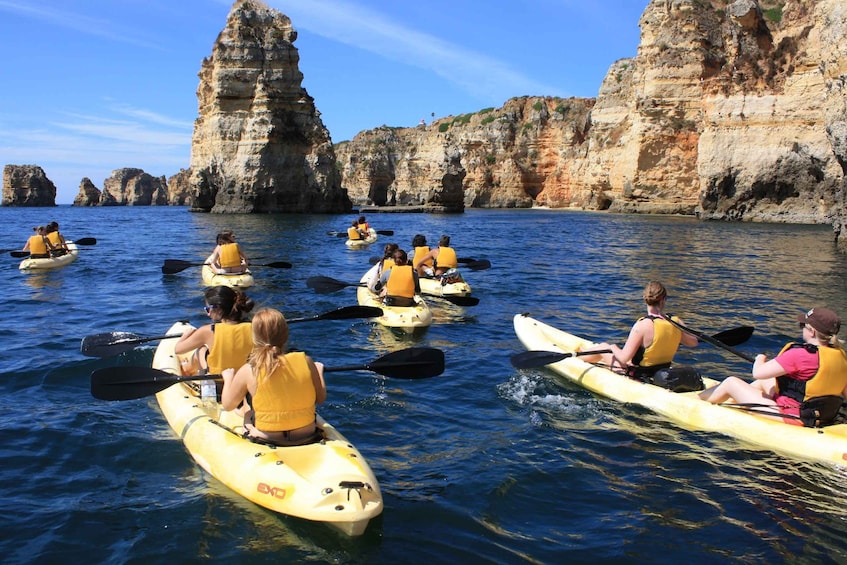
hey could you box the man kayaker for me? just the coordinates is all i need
[414,234,458,277]
[579,281,698,380]
[221,308,327,446]
[699,307,847,426]
[376,248,420,307]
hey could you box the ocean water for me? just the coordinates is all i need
[2,206,847,564]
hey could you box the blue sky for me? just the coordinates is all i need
[0,0,648,204]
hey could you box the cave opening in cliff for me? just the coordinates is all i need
[369,183,390,206]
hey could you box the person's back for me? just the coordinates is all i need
[380,249,419,307]
[207,321,253,374]
[348,220,362,240]
[24,226,50,258]
[411,234,433,277]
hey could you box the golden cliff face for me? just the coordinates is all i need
[337,0,846,224]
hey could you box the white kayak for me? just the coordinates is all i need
[201,264,255,288]
[513,313,847,466]
[346,228,377,248]
[418,270,472,297]
[152,321,384,535]
[19,242,79,271]
[356,272,433,332]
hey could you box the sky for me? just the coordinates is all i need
[0,0,649,204]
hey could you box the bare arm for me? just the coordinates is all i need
[221,363,252,411]
[174,325,213,355]
[674,317,699,347]
[751,354,786,380]
[309,359,327,404]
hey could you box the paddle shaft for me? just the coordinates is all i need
[665,318,755,363]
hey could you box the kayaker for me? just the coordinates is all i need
[410,234,434,277]
[221,308,327,446]
[347,220,364,241]
[206,230,249,274]
[376,248,420,307]
[44,221,69,256]
[174,286,255,376]
[22,226,51,258]
[414,234,458,277]
[357,215,370,234]
[699,307,847,426]
[365,242,398,291]
[579,281,698,379]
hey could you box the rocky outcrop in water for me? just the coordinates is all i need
[72,178,101,206]
[2,165,56,206]
[188,0,350,213]
[97,168,169,206]
[336,0,846,225]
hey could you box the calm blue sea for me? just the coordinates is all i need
[2,206,847,563]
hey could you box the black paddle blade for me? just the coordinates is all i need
[259,261,292,269]
[74,237,97,246]
[81,331,143,357]
[367,347,445,379]
[375,230,394,236]
[306,276,359,294]
[464,260,491,271]
[510,348,613,369]
[91,366,182,400]
[457,257,477,264]
[288,305,383,323]
[436,294,480,307]
[712,326,754,347]
[10,251,29,258]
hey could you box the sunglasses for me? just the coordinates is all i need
[204,305,217,314]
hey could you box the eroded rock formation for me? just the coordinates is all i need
[2,165,56,206]
[188,0,350,213]
[336,0,846,225]
[98,168,169,206]
[72,178,101,206]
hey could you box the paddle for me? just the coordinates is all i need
[463,260,491,271]
[665,318,756,363]
[510,325,756,369]
[80,305,385,357]
[10,237,98,258]
[327,230,394,237]
[306,275,478,306]
[161,259,292,274]
[90,347,446,400]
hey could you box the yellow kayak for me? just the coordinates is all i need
[18,242,79,271]
[201,264,255,288]
[346,228,377,248]
[513,313,847,466]
[356,273,432,332]
[152,322,383,535]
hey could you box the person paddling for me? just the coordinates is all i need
[22,226,51,258]
[414,234,458,277]
[376,249,420,307]
[45,221,69,256]
[347,220,364,241]
[699,307,847,426]
[206,230,249,274]
[579,281,698,380]
[410,234,433,277]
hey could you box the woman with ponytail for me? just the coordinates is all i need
[221,308,327,445]
[175,285,255,375]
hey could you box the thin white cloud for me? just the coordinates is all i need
[268,0,568,99]
[0,0,164,49]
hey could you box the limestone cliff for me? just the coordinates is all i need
[72,178,101,206]
[336,0,845,225]
[98,168,169,206]
[188,0,350,213]
[2,165,56,206]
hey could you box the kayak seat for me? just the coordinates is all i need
[242,427,326,448]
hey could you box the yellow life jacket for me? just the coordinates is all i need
[638,316,682,367]
[252,352,316,432]
[46,232,63,247]
[28,235,48,255]
[358,222,370,232]
[414,246,432,267]
[776,343,847,401]
[206,322,253,374]
[219,243,242,269]
[348,226,362,240]
[436,246,457,269]
[386,265,415,298]
[382,258,396,271]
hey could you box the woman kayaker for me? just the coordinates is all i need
[410,234,433,277]
[376,248,420,307]
[414,234,458,277]
[44,221,69,256]
[699,307,847,425]
[221,308,327,446]
[174,286,255,375]
[357,215,370,234]
[579,281,698,379]
[206,230,249,274]
[347,219,364,241]
[365,242,398,291]
[22,226,51,258]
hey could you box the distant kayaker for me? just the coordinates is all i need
[699,307,847,426]
[414,234,458,277]
[347,220,364,241]
[221,308,327,446]
[44,221,69,256]
[579,281,698,379]
[410,234,434,277]
[174,286,255,376]
[376,248,420,307]
[22,226,51,259]
[357,215,370,234]
[206,230,249,274]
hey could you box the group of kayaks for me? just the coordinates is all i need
[512,313,847,467]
